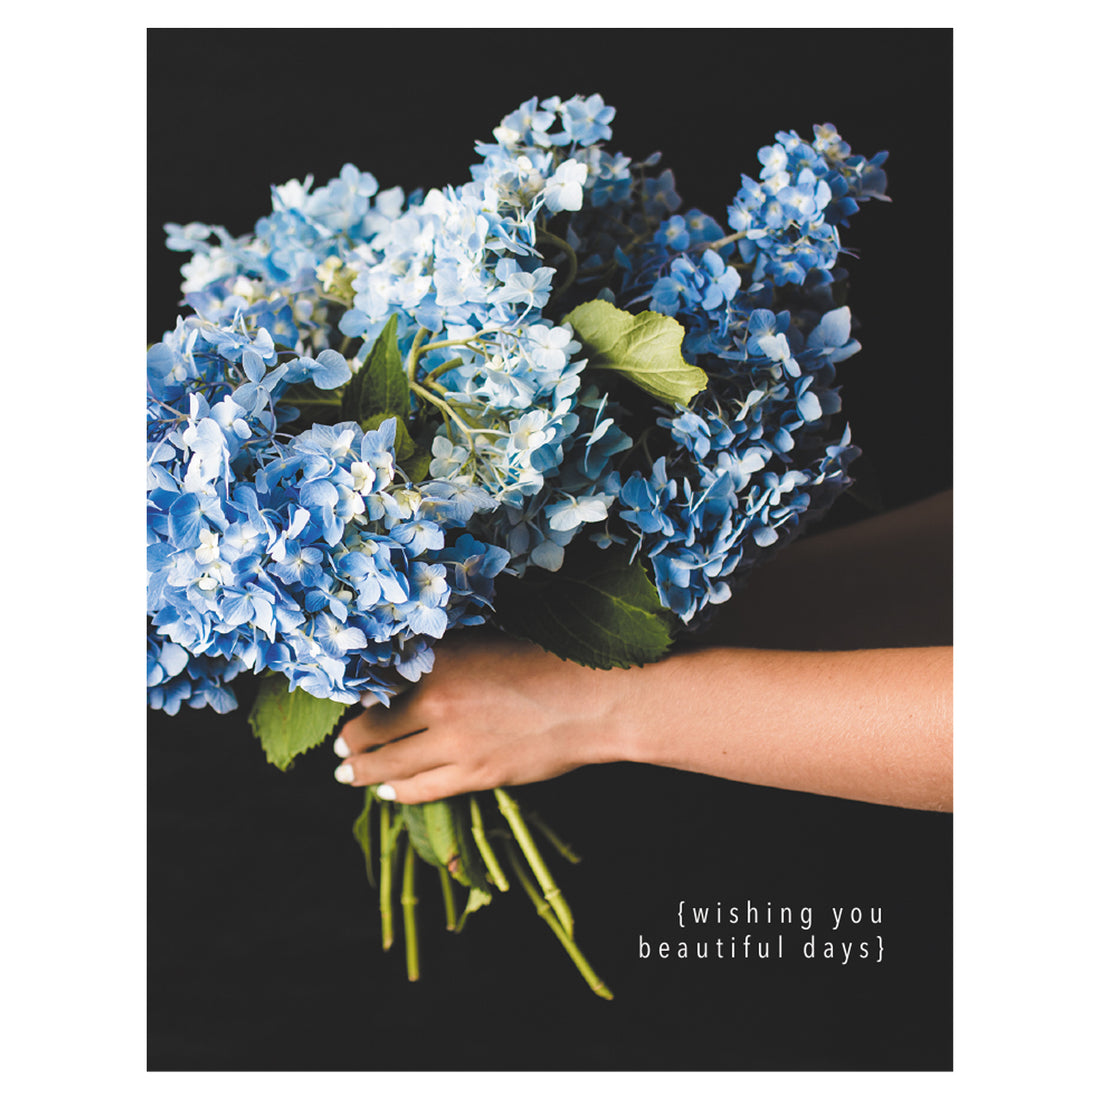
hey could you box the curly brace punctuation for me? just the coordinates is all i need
[637,899,886,964]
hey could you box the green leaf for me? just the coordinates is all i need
[340,314,409,423]
[352,788,377,888]
[455,886,493,934]
[404,800,492,892]
[401,804,446,868]
[361,412,431,483]
[434,800,492,893]
[563,298,707,407]
[400,447,432,484]
[492,543,676,669]
[247,678,350,771]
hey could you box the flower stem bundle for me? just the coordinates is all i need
[360,786,602,995]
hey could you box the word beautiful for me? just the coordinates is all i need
[637,933,885,964]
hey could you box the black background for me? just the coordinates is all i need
[147,27,952,1072]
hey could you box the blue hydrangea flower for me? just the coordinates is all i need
[150,98,888,709]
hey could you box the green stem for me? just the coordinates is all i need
[505,843,612,1001]
[379,802,395,951]
[404,380,508,492]
[469,794,509,892]
[402,839,420,981]
[286,396,343,407]
[405,326,431,384]
[438,865,457,931]
[406,385,506,491]
[409,380,479,446]
[691,230,747,252]
[419,332,492,356]
[423,356,466,385]
[421,377,459,399]
[494,788,573,937]
[526,809,582,865]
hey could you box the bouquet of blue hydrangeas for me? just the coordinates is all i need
[147,93,888,998]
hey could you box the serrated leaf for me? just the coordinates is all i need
[247,678,349,771]
[340,314,409,423]
[492,543,676,669]
[564,298,707,406]
[352,788,377,888]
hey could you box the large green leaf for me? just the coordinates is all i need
[563,298,707,407]
[492,543,676,669]
[340,314,409,423]
[247,677,350,771]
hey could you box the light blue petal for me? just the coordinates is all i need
[312,349,352,389]
[797,390,822,422]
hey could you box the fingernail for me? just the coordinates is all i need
[360,692,382,708]
[333,735,350,758]
[376,783,396,801]
[334,764,355,784]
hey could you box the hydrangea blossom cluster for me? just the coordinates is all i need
[149,93,887,712]
[542,119,886,619]
[147,320,508,713]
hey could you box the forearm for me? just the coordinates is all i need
[609,646,953,812]
[335,634,952,812]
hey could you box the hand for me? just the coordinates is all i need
[333,630,639,803]
[332,631,953,812]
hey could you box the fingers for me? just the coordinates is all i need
[335,727,451,787]
[332,683,482,803]
[337,689,419,752]
[375,765,476,805]
[334,745,480,803]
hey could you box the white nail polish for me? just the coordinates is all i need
[334,764,355,784]
[376,783,396,801]
[333,735,350,758]
[360,692,382,708]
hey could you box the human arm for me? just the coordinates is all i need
[334,492,953,811]
[334,634,952,812]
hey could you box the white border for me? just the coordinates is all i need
[6,7,1095,1097]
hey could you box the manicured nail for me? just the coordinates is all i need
[360,692,382,708]
[333,735,350,758]
[376,783,396,801]
[334,764,355,784]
